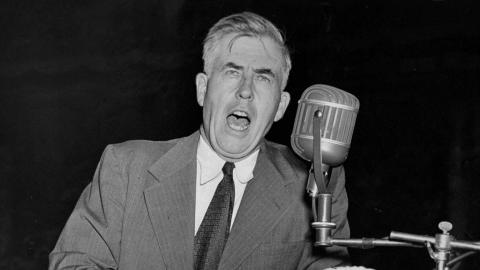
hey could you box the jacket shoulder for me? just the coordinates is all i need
[263,140,309,180]
[104,135,191,169]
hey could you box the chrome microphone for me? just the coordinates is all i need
[291,84,360,166]
[291,84,359,246]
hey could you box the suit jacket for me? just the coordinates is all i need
[49,131,350,270]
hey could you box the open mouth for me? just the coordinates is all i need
[227,110,251,131]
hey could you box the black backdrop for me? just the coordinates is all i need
[1,0,479,269]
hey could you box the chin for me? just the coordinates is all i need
[213,126,262,158]
[216,142,254,159]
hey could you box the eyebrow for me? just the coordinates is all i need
[253,68,275,78]
[223,62,275,78]
[224,62,243,71]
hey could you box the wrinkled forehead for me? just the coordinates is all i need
[213,34,285,70]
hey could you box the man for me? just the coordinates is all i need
[49,11,350,269]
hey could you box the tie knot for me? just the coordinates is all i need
[222,162,235,177]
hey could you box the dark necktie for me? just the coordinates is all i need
[194,162,235,270]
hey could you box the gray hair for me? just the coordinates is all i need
[202,12,291,87]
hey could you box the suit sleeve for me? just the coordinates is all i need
[301,166,351,270]
[49,145,126,270]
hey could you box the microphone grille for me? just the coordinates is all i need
[291,84,360,163]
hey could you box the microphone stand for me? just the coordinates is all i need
[308,111,480,270]
[390,222,480,270]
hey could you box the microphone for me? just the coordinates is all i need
[291,84,359,196]
[291,84,360,166]
[291,84,359,246]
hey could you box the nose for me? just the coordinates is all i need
[236,77,253,101]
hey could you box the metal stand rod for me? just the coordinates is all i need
[390,231,480,251]
[329,238,422,249]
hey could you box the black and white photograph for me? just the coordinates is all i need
[1,0,479,269]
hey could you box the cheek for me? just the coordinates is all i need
[203,94,224,123]
[201,98,215,124]
[254,105,278,130]
[259,94,280,115]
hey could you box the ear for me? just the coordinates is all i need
[274,91,291,122]
[195,73,208,106]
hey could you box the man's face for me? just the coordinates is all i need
[196,34,290,161]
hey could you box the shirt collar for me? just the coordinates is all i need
[197,135,259,185]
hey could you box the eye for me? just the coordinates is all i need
[256,74,271,83]
[225,69,240,77]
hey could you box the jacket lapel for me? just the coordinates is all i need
[219,143,294,270]
[144,132,199,270]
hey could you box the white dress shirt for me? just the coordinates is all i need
[195,136,259,234]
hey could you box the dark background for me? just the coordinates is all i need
[1,0,479,269]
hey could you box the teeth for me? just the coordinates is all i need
[233,111,247,117]
[231,123,248,131]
